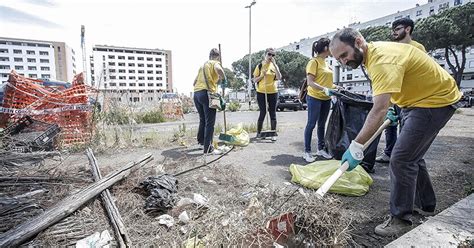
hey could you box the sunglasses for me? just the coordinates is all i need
[267,53,276,57]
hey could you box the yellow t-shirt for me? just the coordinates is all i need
[409,40,427,53]
[365,42,461,108]
[305,57,334,100]
[253,61,278,94]
[194,60,221,93]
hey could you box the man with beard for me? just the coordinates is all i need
[376,18,426,164]
[329,28,461,236]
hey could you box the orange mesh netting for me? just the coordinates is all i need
[1,71,94,147]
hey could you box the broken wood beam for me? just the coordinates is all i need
[0,153,153,247]
[86,148,131,248]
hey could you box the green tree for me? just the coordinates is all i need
[414,2,473,86]
[231,50,310,88]
[359,26,391,42]
[223,67,245,91]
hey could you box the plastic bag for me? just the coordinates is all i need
[325,90,380,171]
[220,123,250,146]
[289,160,373,196]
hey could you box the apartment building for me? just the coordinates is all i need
[279,0,473,94]
[0,37,76,84]
[90,45,173,95]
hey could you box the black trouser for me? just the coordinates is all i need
[193,90,216,153]
[256,92,278,133]
[389,105,455,221]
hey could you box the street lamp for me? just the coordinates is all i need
[245,0,256,108]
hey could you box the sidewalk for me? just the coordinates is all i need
[387,193,474,247]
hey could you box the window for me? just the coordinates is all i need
[128,56,135,60]
[13,49,22,54]
[296,44,300,50]
[138,77,144,80]
[156,77,162,80]
[138,57,144,60]
[416,10,422,16]
[110,76,116,79]
[128,63,135,66]
[0,49,8,53]
[0,57,9,61]
[27,50,35,55]
[41,74,50,79]
[148,83,154,87]
[148,76,154,80]
[28,66,37,70]
[129,69,135,73]
[347,74,353,80]
[119,83,126,86]
[39,51,49,55]
[454,0,462,6]
[156,83,163,86]
[40,67,50,71]
[138,83,145,87]
[147,64,153,68]
[147,70,153,74]
[40,59,49,63]
[156,71,162,74]
[29,74,38,78]
[129,82,136,86]
[129,76,136,80]
[155,64,162,68]
[109,82,116,86]
[119,69,126,73]
[429,6,435,15]
[119,76,126,80]
[395,15,403,20]
[108,62,115,66]
[109,69,116,73]
[155,58,162,61]
[108,55,115,59]
[147,57,153,61]
[138,70,144,74]
[15,65,24,70]
[118,56,125,59]
[118,62,125,66]
[27,58,36,63]
[138,63,144,67]
[0,65,10,69]
[470,61,474,68]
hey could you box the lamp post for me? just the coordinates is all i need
[245,0,256,109]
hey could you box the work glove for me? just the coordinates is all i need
[341,140,364,171]
[386,107,399,126]
[220,79,228,89]
[323,87,334,97]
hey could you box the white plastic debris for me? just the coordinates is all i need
[156,214,175,228]
[179,211,190,224]
[76,230,112,248]
[202,177,217,185]
[177,197,195,207]
[193,193,208,206]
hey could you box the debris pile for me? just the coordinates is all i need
[0,71,94,147]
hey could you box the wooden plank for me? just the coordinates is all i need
[0,153,152,247]
[86,148,131,248]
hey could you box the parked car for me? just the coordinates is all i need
[276,88,303,111]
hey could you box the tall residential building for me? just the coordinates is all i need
[90,45,173,93]
[280,0,473,94]
[0,37,76,84]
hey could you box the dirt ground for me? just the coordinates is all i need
[1,108,473,247]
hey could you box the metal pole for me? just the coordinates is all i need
[248,6,252,108]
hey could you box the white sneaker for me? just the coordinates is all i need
[271,136,277,142]
[316,150,332,159]
[375,153,390,163]
[303,152,315,163]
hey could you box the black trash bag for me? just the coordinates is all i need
[140,174,178,214]
[325,90,381,172]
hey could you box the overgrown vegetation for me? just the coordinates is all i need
[228,101,241,112]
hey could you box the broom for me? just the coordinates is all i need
[217,44,235,143]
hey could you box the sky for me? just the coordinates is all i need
[0,0,424,95]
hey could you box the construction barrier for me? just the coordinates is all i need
[1,71,94,147]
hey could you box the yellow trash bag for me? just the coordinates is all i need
[289,160,373,196]
[219,123,250,147]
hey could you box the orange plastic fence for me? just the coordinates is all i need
[1,71,94,147]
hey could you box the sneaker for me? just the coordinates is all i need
[375,216,412,236]
[271,136,277,142]
[375,153,390,163]
[203,146,222,155]
[413,207,435,217]
[255,133,262,140]
[303,152,315,163]
[315,150,332,159]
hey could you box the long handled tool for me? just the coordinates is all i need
[259,67,277,140]
[316,119,391,198]
[217,44,234,143]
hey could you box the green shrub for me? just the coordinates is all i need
[138,110,166,124]
[104,109,130,125]
[228,101,241,112]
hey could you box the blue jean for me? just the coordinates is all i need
[304,95,331,152]
[389,105,455,221]
[193,90,216,153]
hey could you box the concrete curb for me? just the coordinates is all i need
[386,193,473,247]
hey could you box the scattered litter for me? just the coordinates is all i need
[202,177,217,185]
[141,174,178,214]
[183,236,205,248]
[221,218,229,227]
[193,193,208,206]
[178,211,190,224]
[283,182,292,186]
[75,230,112,248]
[156,214,175,228]
[176,197,195,208]
[245,196,264,220]
[266,212,295,245]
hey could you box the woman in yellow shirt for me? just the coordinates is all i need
[193,48,225,154]
[303,38,339,162]
[252,48,282,140]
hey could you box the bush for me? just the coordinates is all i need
[104,109,130,125]
[138,110,166,124]
[228,101,241,112]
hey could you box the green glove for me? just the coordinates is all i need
[220,79,228,89]
[386,107,399,126]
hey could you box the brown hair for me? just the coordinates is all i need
[209,48,220,59]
